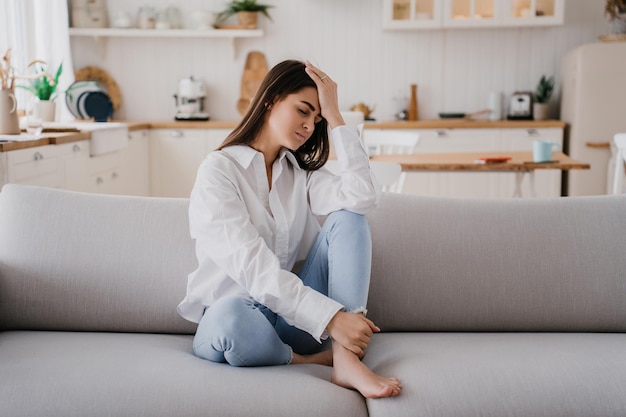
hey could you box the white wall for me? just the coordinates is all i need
[70,0,611,122]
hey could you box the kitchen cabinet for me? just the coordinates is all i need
[87,148,125,195]
[122,129,150,196]
[86,130,150,196]
[382,0,563,29]
[383,0,443,29]
[500,0,564,26]
[386,126,563,198]
[150,128,209,198]
[206,129,231,151]
[149,128,231,198]
[62,140,91,192]
[0,141,90,190]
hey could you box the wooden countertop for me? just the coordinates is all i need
[0,119,566,153]
[144,119,566,130]
[371,151,590,172]
[366,119,566,129]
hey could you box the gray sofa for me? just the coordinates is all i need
[1,183,625,417]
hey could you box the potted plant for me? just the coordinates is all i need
[605,0,626,34]
[18,60,63,122]
[216,0,273,29]
[533,75,554,121]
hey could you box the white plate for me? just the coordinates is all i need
[65,81,104,119]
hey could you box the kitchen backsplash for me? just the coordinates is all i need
[70,0,611,122]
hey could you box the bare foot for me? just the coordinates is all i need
[290,349,333,366]
[331,342,401,398]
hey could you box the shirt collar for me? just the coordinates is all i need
[222,145,302,171]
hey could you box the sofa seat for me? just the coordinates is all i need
[2,185,626,417]
[364,333,626,417]
[0,331,368,417]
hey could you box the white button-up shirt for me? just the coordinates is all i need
[177,125,379,341]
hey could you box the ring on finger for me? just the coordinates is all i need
[320,76,328,81]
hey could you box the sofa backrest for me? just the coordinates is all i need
[2,184,625,334]
[0,184,197,334]
[366,193,626,332]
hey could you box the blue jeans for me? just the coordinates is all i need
[192,210,372,367]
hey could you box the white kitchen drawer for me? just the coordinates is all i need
[89,149,122,174]
[415,128,500,153]
[12,172,64,188]
[7,145,62,182]
[6,145,62,165]
[58,141,91,158]
[89,169,122,195]
[500,128,563,151]
[149,129,209,198]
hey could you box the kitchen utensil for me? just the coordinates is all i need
[165,7,183,29]
[81,91,113,122]
[507,92,533,120]
[173,76,209,121]
[190,10,216,30]
[65,81,103,119]
[238,51,268,116]
[71,0,109,28]
[533,140,560,163]
[438,109,491,119]
[438,112,466,119]
[137,6,156,29]
[112,11,133,28]
[488,91,503,120]
[408,84,418,121]
[25,99,43,135]
[74,66,122,111]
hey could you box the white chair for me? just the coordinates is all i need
[324,160,403,193]
[370,161,403,193]
[362,130,420,156]
[612,133,626,194]
[362,130,420,193]
[340,111,365,137]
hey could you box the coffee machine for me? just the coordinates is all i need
[173,76,209,121]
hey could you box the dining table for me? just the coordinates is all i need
[370,151,590,197]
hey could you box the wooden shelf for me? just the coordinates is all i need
[69,27,263,38]
[598,34,626,43]
[68,27,263,58]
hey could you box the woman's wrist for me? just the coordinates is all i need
[325,112,345,130]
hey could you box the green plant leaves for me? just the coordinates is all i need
[534,75,554,104]
[217,0,273,22]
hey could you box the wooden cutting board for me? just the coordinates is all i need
[237,51,269,116]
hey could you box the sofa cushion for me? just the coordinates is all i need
[364,332,626,417]
[0,331,367,417]
[0,184,197,334]
[366,193,626,332]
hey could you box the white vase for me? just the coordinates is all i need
[0,89,20,135]
[37,100,56,122]
[613,17,626,34]
[533,102,549,121]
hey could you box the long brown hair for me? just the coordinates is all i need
[218,60,330,171]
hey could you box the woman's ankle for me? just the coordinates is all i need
[290,350,333,366]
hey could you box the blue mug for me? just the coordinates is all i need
[533,140,560,163]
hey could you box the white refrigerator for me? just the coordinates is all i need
[560,42,626,196]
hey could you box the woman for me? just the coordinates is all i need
[177,59,401,399]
